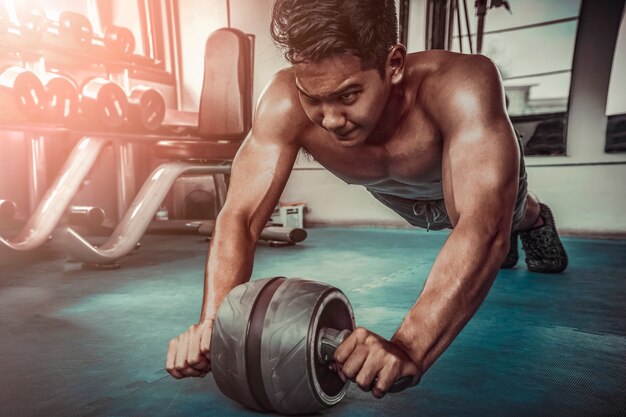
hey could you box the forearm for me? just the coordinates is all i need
[391,223,509,373]
[199,213,258,321]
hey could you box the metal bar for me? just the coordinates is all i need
[399,0,410,46]
[453,16,578,39]
[447,0,456,50]
[292,160,626,170]
[213,173,228,215]
[170,0,184,110]
[138,0,151,58]
[0,122,211,142]
[462,0,473,53]
[115,143,138,221]
[476,15,484,53]
[526,161,626,168]
[431,0,448,50]
[163,0,179,93]
[61,162,232,265]
[476,0,487,54]
[26,134,47,212]
[0,137,108,251]
[149,0,165,64]
[455,0,463,52]
[0,124,71,133]
[425,0,432,49]
[503,69,571,81]
[246,34,255,116]
[226,0,231,28]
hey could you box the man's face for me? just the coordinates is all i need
[293,54,390,147]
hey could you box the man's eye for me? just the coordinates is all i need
[339,92,357,102]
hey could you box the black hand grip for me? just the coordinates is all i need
[386,375,413,393]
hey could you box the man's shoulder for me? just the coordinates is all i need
[410,52,502,122]
[409,51,499,96]
[259,68,302,115]
[254,68,313,141]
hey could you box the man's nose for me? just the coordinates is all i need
[321,107,346,131]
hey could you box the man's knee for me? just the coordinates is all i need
[514,193,541,232]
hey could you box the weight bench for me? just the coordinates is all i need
[60,28,302,268]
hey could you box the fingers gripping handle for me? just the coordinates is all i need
[316,327,413,393]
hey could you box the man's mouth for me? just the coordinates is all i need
[334,127,356,139]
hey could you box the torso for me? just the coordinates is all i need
[294,51,459,200]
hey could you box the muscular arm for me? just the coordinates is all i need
[200,72,305,321]
[391,56,520,374]
[166,71,308,379]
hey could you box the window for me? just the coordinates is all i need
[462,9,579,118]
[605,10,626,153]
[402,0,582,155]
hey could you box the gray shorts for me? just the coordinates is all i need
[369,134,528,231]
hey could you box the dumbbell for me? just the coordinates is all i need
[0,66,45,121]
[16,10,92,49]
[68,205,105,227]
[127,86,166,131]
[17,10,135,58]
[42,73,80,123]
[0,66,79,124]
[103,25,135,57]
[211,277,412,415]
[80,77,128,129]
[59,12,136,57]
[80,79,166,131]
[197,222,308,245]
[58,11,93,48]
[261,225,308,244]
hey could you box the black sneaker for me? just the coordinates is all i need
[520,203,568,273]
[501,231,519,269]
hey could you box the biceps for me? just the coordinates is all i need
[221,135,299,232]
[443,127,519,227]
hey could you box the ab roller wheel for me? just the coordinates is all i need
[211,277,356,414]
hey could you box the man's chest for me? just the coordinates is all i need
[301,119,443,189]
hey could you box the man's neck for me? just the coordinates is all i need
[367,80,411,145]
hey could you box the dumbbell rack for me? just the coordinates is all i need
[1,6,172,130]
[1,6,188,261]
[0,7,164,73]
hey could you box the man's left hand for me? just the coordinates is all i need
[333,327,421,398]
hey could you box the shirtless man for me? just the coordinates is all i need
[166,0,568,398]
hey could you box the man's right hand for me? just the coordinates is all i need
[166,318,214,379]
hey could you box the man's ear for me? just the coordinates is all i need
[387,44,406,85]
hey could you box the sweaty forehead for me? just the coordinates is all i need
[293,55,370,97]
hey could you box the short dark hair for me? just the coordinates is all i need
[270,0,398,72]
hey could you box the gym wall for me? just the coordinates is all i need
[178,0,285,111]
